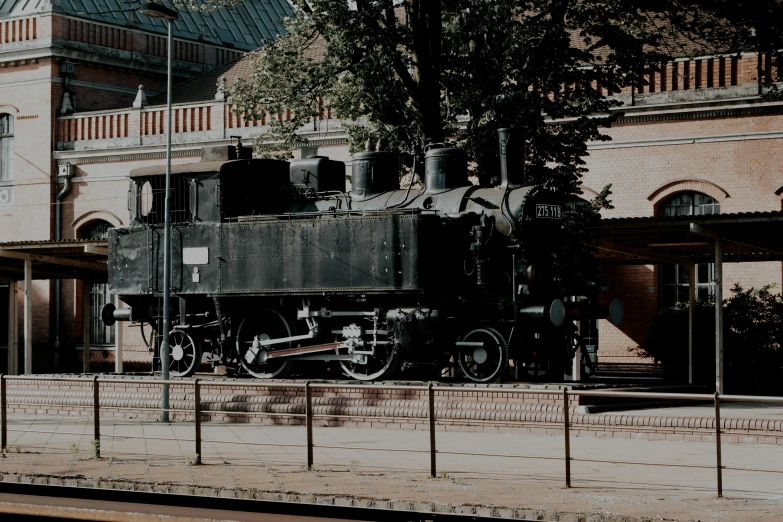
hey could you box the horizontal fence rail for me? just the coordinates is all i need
[2,375,783,498]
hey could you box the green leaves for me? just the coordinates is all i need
[224,0,783,192]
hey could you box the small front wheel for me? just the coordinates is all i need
[168,330,203,377]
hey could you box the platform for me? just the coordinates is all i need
[1,415,782,521]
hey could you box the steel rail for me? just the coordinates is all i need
[0,481,505,521]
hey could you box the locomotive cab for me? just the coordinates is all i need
[127,145,289,225]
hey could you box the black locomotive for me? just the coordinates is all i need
[103,129,622,382]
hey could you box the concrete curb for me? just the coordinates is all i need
[0,471,675,522]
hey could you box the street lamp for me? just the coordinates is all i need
[139,1,178,423]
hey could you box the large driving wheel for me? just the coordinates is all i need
[236,308,292,379]
[457,328,508,383]
[168,330,203,377]
[340,341,398,381]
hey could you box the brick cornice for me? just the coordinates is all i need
[616,100,783,124]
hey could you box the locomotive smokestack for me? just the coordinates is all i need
[497,128,523,188]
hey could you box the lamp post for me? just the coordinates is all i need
[139,1,179,423]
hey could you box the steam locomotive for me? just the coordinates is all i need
[102,129,622,382]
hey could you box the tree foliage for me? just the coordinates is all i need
[225,0,783,188]
[632,285,783,394]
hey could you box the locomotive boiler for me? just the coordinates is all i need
[103,129,622,382]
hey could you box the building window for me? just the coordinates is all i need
[659,192,719,307]
[659,192,719,216]
[0,114,13,181]
[82,220,115,345]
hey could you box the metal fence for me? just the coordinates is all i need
[1,374,783,498]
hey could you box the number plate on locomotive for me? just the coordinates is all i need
[536,204,561,219]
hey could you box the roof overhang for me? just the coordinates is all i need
[594,211,783,265]
[0,240,108,282]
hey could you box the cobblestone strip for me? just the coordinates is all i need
[7,388,783,441]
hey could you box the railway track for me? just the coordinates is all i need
[0,481,498,522]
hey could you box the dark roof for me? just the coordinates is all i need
[595,211,783,265]
[129,158,287,177]
[0,240,108,281]
[130,160,233,178]
[0,0,293,51]
[156,34,325,104]
[152,54,254,104]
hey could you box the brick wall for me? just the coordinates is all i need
[586,110,783,358]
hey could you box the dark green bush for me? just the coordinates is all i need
[631,284,783,395]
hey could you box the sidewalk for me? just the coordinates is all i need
[2,414,783,521]
[613,400,783,419]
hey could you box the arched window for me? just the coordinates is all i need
[0,114,13,181]
[659,192,720,216]
[659,192,719,307]
[82,220,114,345]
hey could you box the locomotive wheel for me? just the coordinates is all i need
[340,343,398,381]
[168,330,203,377]
[457,328,508,383]
[236,308,292,379]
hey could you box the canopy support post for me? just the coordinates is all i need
[7,281,17,375]
[114,294,123,374]
[83,283,91,374]
[714,238,723,394]
[23,260,31,375]
[688,264,695,385]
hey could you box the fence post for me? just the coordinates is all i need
[563,388,571,488]
[194,379,201,464]
[305,381,313,469]
[93,375,100,459]
[429,381,436,478]
[1,375,6,451]
[714,391,722,497]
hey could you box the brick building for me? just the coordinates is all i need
[0,0,294,372]
[1,3,781,376]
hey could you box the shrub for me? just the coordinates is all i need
[631,284,783,395]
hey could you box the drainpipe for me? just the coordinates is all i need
[54,162,73,368]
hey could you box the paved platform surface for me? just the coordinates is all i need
[612,401,783,419]
[1,414,783,521]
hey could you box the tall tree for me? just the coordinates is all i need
[225,0,783,188]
